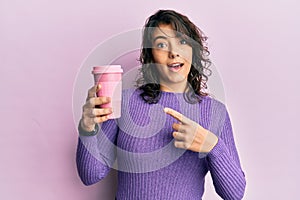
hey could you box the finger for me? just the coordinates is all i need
[92,108,113,117]
[173,131,186,141]
[174,140,190,149]
[86,84,101,100]
[164,107,188,124]
[172,123,185,133]
[87,85,97,100]
[94,115,110,123]
[94,96,111,106]
[83,107,111,118]
[84,96,111,108]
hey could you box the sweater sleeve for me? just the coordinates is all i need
[76,119,118,185]
[207,109,246,200]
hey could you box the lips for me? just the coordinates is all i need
[167,62,184,72]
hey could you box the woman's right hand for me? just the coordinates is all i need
[80,84,113,132]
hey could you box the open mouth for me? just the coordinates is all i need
[167,63,184,71]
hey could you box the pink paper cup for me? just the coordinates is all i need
[92,65,123,119]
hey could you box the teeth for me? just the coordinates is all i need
[169,63,182,67]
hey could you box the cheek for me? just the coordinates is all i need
[154,65,166,79]
[181,48,193,63]
[187,49,193,63]
[184,65,192,76]
[152,49,168,63]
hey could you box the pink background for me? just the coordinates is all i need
[1,0,299,199]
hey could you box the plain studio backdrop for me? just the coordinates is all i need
[1,0,299,199]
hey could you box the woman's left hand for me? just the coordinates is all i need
[164,107,218,153]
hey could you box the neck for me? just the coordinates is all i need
[159,82,188,93]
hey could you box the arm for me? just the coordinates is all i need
[207,110,246,200]
[164,106,246,199]
[76,120,118,185]
[76,84,117,185]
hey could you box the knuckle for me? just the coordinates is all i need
[97,97,108,105]
[82,106,90,114]
[88,98,94,105]
[96,97,102,105]
[183,143,189,149]
[174,141,179,148]
[172,123,177,129]
[84,100,92,107]
[102,116,109,122]
[103,97,109,103]
[82,110,88,117]
[105,108,112,114]
[102,96,109,103]
[91,108,96,116]
[94,116,108,124]
[93,117,99,124]
[98,108,107,115]
[98,109,105,116]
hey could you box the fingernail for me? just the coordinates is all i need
[97,84,101,91]
[163,108,169,113]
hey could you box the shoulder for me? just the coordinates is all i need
[199,95,227,113]
[121,87,146,105]
[199,96,230,133]
[122,87,143,99]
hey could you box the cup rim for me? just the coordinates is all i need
[92,65,123,74]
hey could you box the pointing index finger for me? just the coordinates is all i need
[164,107,187,124]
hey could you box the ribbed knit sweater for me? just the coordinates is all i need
[76,88,246,200]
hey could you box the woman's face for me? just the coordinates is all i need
[151,24,193,92]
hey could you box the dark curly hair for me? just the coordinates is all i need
[136,9,211,104]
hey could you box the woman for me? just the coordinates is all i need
[77,9,246,199]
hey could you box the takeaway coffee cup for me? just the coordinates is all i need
[92,65,123,119]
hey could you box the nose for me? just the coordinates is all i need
[169,51,180,59]
[168,43,180,59]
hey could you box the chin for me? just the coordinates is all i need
[166,77,187,85]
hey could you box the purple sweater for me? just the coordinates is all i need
[76,89,246,199]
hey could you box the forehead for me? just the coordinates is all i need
[152,24,178,38]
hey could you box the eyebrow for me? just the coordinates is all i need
[153,36,168,43]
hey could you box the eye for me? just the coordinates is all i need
[156,42,167,48]
[180,39,188,45]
